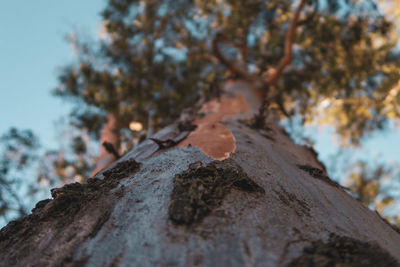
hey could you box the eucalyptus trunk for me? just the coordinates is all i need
[1,81,399,267]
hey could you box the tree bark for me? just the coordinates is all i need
[90,113,120,177]
[0,81,399,267]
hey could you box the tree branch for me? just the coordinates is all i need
[102,141,120,159]
[264,0,306,86]
[238,28,249,69]
[212,33,254,81]
[211,0,307,93]
[298,0,319,26]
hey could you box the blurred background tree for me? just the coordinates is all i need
[1,0,399,227]
[0,129,40,221]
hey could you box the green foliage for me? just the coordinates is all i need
[0,126,96,225]
[55,0,400,147]
[54,0,220,137]
[36,126,96,186]
[346,161,400,225]
[347,162,391,207]
[0,128,40,223]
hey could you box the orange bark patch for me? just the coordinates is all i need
[90,113,120,177]
[178,94,249,160]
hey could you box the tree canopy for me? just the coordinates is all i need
[55,0,400,144]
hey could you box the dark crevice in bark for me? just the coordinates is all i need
[177,121,197,132]
[103,158,141,180]
[60,255,90,267]
[286,233,399,267]
[273,184,311,217]
[239,119,276,141]
[297,164,343,189]
[88,209,112,238]
[0,158,140,266]
[168,159,264,226]
[374,210,400,235]
[301,145,328,173]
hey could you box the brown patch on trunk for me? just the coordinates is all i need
[90,113,120,177]
[178,94,249,160]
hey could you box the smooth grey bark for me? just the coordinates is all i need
[0,82,399,267]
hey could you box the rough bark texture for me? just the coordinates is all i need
[0,82,399,267]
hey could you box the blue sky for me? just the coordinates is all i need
[0,0,106,149]
[0,0,399,178]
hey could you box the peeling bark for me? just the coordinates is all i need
[178,94,249,160]
[0,81,399,267]
[90,113,120,177]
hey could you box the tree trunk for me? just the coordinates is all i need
[1,81,399,267]
[90,113,120,176]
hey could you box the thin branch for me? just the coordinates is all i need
[211,0,307,97]
[238,28,249,69]
[1,182,27,215]
[212,33,254,81]
[102,141,120,159]
[264,0,306,86]
[298,0,319,26]
[252,0,306,128]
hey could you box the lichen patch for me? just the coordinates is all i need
[178,94,249,160]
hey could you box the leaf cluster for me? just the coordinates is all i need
[55,0,400,147]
